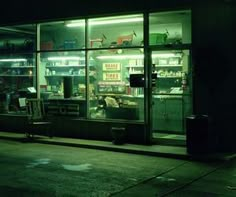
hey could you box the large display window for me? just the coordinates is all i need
[0,10,192,137]
[0,24,36,52]
[40,20,85,50]
[87,14,144,121]
[39,51,86,117]
[149,10,191,45]
[88,49,144,121]
[0,24,36,114]
[88,14,144,49]
[39,20,87,117]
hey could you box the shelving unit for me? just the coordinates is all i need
[151,51,188,133]
[152,54,184,95]
[0,57,36,113]
[125,65,144,80]
[39,54,97,98]
[0,59,35,90]
[0,66,34,77]
[44,66,96,77]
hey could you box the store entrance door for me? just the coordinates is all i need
[151,49,191,146]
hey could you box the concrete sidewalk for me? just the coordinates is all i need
[0,131,235,162]
[113,158,236,196]
[0,135,235,196]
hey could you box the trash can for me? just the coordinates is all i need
[110,127,126,145]
[186,115,209,154]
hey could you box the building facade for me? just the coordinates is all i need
[0,0,235,153]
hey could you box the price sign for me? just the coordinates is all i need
[103,72,121,81]
[103,63,121,71]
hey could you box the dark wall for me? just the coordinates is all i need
[192,0,236,151]
[0,0,191,25]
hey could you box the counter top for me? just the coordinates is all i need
[121,94,183,99]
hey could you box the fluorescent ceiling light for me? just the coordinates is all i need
[65,21,85,27]
[66,17,143,27]
[152,53,182,58]
[47,57,81,61]
[89,17,143,25]
[96,53,181,59]
[0,58,27,62]
[97,54,144,60]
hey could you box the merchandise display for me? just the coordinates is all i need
[0,56,36,112]
[0,24,36,113]
[0,10,192,134]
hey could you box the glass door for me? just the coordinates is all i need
[149,9,192,146]
[151,49,192,146]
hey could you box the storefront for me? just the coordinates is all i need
[0,10,192,145]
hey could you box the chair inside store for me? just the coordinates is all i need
[25,98,52,140]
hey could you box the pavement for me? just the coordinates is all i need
[0,132,235,196]
[0,131,235,162]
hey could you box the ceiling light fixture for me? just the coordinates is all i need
[96,53,181,60]
[96,54,144,60]
[47,57,81,61]
[0,58,27,62]
[66,17,143,27]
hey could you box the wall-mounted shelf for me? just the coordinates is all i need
[46,65,85,68]
[156,64,182,67]
[157,76,182,78]
[125,65,143,68]
[1,66,34,68]
[0,75,35,77]
[45,74,96,78]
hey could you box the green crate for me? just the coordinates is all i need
[150,33,167,45]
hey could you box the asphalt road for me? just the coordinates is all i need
[0,138,235,196]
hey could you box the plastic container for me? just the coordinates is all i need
[186,115,209,154]
[150,33,167,45]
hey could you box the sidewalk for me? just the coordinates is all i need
[0,131,235,162]
[113,157,236,196]
[0,132,235,196]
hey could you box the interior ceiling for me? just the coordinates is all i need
[40,10,190,31]
[150,11,190,24]
[0,26,35,39]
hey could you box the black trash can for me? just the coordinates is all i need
[110,127,126,145]
[186,115,209,154]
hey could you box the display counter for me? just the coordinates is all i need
[45,97,92,117]
[121,94,185,133]
[106,105,139,120]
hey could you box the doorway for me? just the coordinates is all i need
[151,49,192,146]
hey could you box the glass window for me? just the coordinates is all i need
[0,24,36,114]
[0,53,36,113]
[149,10,191,45]
[40,20,85,50]
[0,24,36,53]
[88,14,144,48]
[88,49,144,121]
[152,50,190,94]
[39,51,86,117]
[151,49,191,133]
